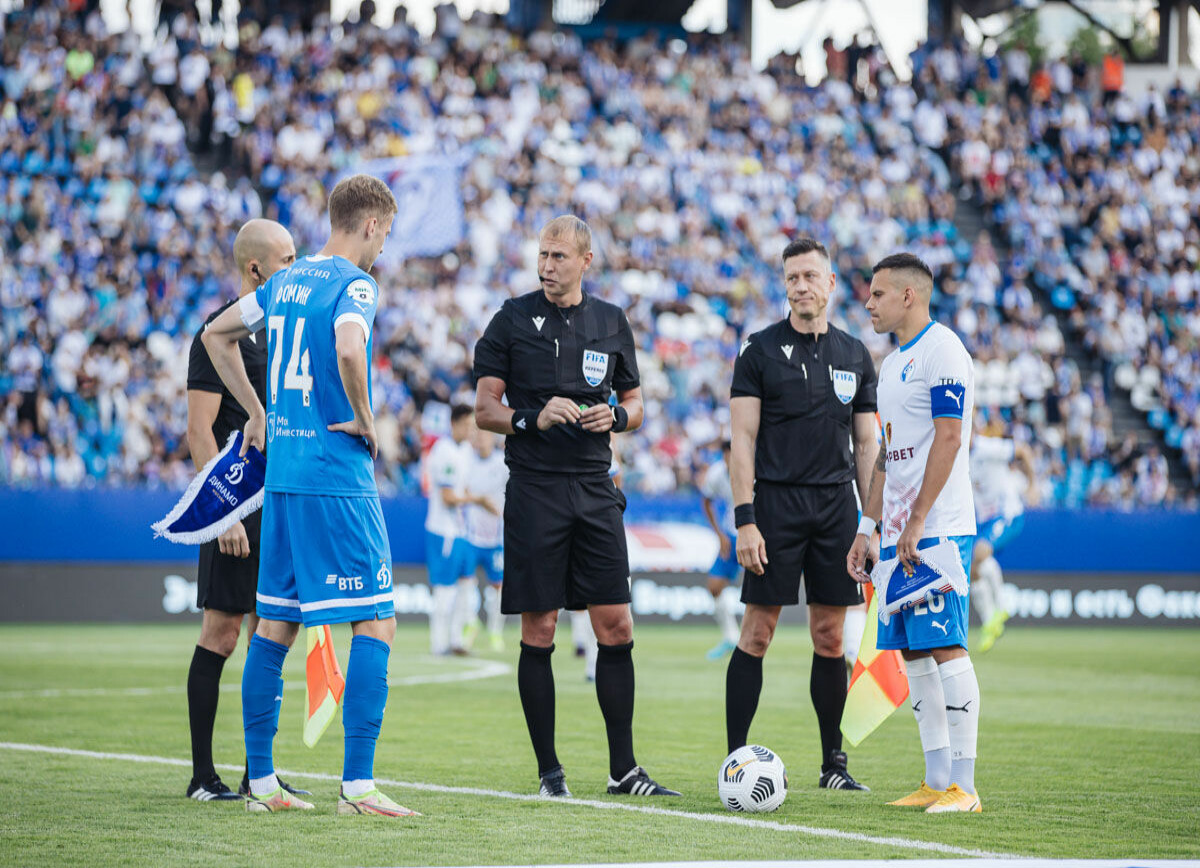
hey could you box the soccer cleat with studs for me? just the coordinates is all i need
[337,787,421,816]
[186,775,242,801]
[886,781,945,807]
[538,766,572,797]
[244,786,314,812]
[817,750,870,791]
[925,783,982,813]
[607,766,681,796]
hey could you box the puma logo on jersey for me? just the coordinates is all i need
[944,389,962,409]
[781,344,793,360]
[532,316,545,331]
[930,619,949,635]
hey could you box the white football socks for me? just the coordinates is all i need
[939,655,980,794]
[484,584,504,638]
[249,773,279,797]
[905,655,951,791]
[714,589,740,645]
[973,555,1004,622]
[842,604,867,667]
[430,585,456,655]
[449,577,477,649]
[341,778,374,798]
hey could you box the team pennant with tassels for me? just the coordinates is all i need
[303,625,346,747]
[840,584,909,746]
[151,431,266,544]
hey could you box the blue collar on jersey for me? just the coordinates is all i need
[899,320,936,352]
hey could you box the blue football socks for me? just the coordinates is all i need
[242,633,289,782]
[342,634,391,784]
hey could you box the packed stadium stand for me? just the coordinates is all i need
[1,0,1196,509]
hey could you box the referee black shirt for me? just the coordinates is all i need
[188,300,268,444]
[731,319,876,486]
[473,289,639,476]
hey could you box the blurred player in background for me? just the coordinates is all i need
[699,440,741,661]
[970,430,1035,651]
[202,174,417,817]
[423,404,475,656]
[848,253,983,814]
[184,218,302,802]
[462,424,508,652]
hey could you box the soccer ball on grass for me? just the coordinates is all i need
[718,744,787,812]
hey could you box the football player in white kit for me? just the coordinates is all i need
[463,425,509,651]
[970,430,1034,651]
[699,440,741,660]
[847,253,983,814]
[424,404,475,656]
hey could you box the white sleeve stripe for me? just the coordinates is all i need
[238,293,265,330]
[334,312,371,344]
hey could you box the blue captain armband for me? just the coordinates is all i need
[930,382,966,419]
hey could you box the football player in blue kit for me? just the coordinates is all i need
[202,174,416,817]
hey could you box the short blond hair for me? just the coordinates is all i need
[328,174,398,233]
[539,215,591,254]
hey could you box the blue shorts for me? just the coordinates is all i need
[466,543,504,584]
[976,514,1024,554]
[257,492,395,626]
[708,532,741,582]
[876,535,974,652]
[426,532,471,587]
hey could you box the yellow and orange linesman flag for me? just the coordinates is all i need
[303,625,345,748]
[841,584,909,746]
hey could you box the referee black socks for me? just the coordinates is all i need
[725,646,763,754]
[187,644,227,780]
[518,642,560,777]
[811,651,849,769]
[595,641,636,780]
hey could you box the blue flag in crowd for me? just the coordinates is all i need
[151,431,266,544]
[353,154,466,264]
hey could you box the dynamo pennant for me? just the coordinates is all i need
[304,625,346,748]
[841,585,909,747]
[870,537,968,625]
[151,431,266,544]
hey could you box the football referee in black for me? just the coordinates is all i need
[473,215,679,799]
[726,237,878,790]
[184,219,308,802]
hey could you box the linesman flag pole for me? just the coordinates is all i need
[303,626,345,748]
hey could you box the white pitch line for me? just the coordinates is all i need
[0,658,511,700]
[0,742,1019,860]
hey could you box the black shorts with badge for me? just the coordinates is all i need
[196,510,262,615]
[741,481,863,608]
[502,472,631,614]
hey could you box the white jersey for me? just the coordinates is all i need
[877,321,976,547]
[464,449,508,548]
[699,458,736,536]
[971,435,1024,523]
[424,436,469,538]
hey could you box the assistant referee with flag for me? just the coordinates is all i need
[473,215,679,799]
[725,237,879,790]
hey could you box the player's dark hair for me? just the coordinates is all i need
[450,403,475,423]
[781,237,830,264]
[328,174,399,233]
[872,252,934,281]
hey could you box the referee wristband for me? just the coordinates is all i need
[857,516,877,537]
[734,503,756,528]
[510,409,537,435]
[610,405,629,433]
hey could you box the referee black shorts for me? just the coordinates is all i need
[196,509,261,615]
[741,481,863,608]
[501,472,632,615]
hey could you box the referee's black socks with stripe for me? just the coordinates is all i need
[595,641,637,780]
[811,651,849,770]
[725,646,763,754]
[187,645,227,780]
[518,642,560,777]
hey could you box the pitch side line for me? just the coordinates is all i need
[0,658,511,700]
[0,742,1017,859]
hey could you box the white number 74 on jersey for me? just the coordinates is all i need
[268,315,313,407]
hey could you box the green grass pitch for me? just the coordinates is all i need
[0,621,1197,866]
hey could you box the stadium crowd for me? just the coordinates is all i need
[0,1,1195,509]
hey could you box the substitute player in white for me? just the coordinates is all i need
[699,440,741,660]
[970,431,1034,651]
[463,425,508,651]
[423,404,475,656]
[847,253,983,814]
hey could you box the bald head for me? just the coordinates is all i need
[233,219,296,293]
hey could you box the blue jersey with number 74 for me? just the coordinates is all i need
[237,253,379,496]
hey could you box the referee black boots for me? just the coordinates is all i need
[817,750,870,791]
[539,765,572,798]
[606,766,682,797]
